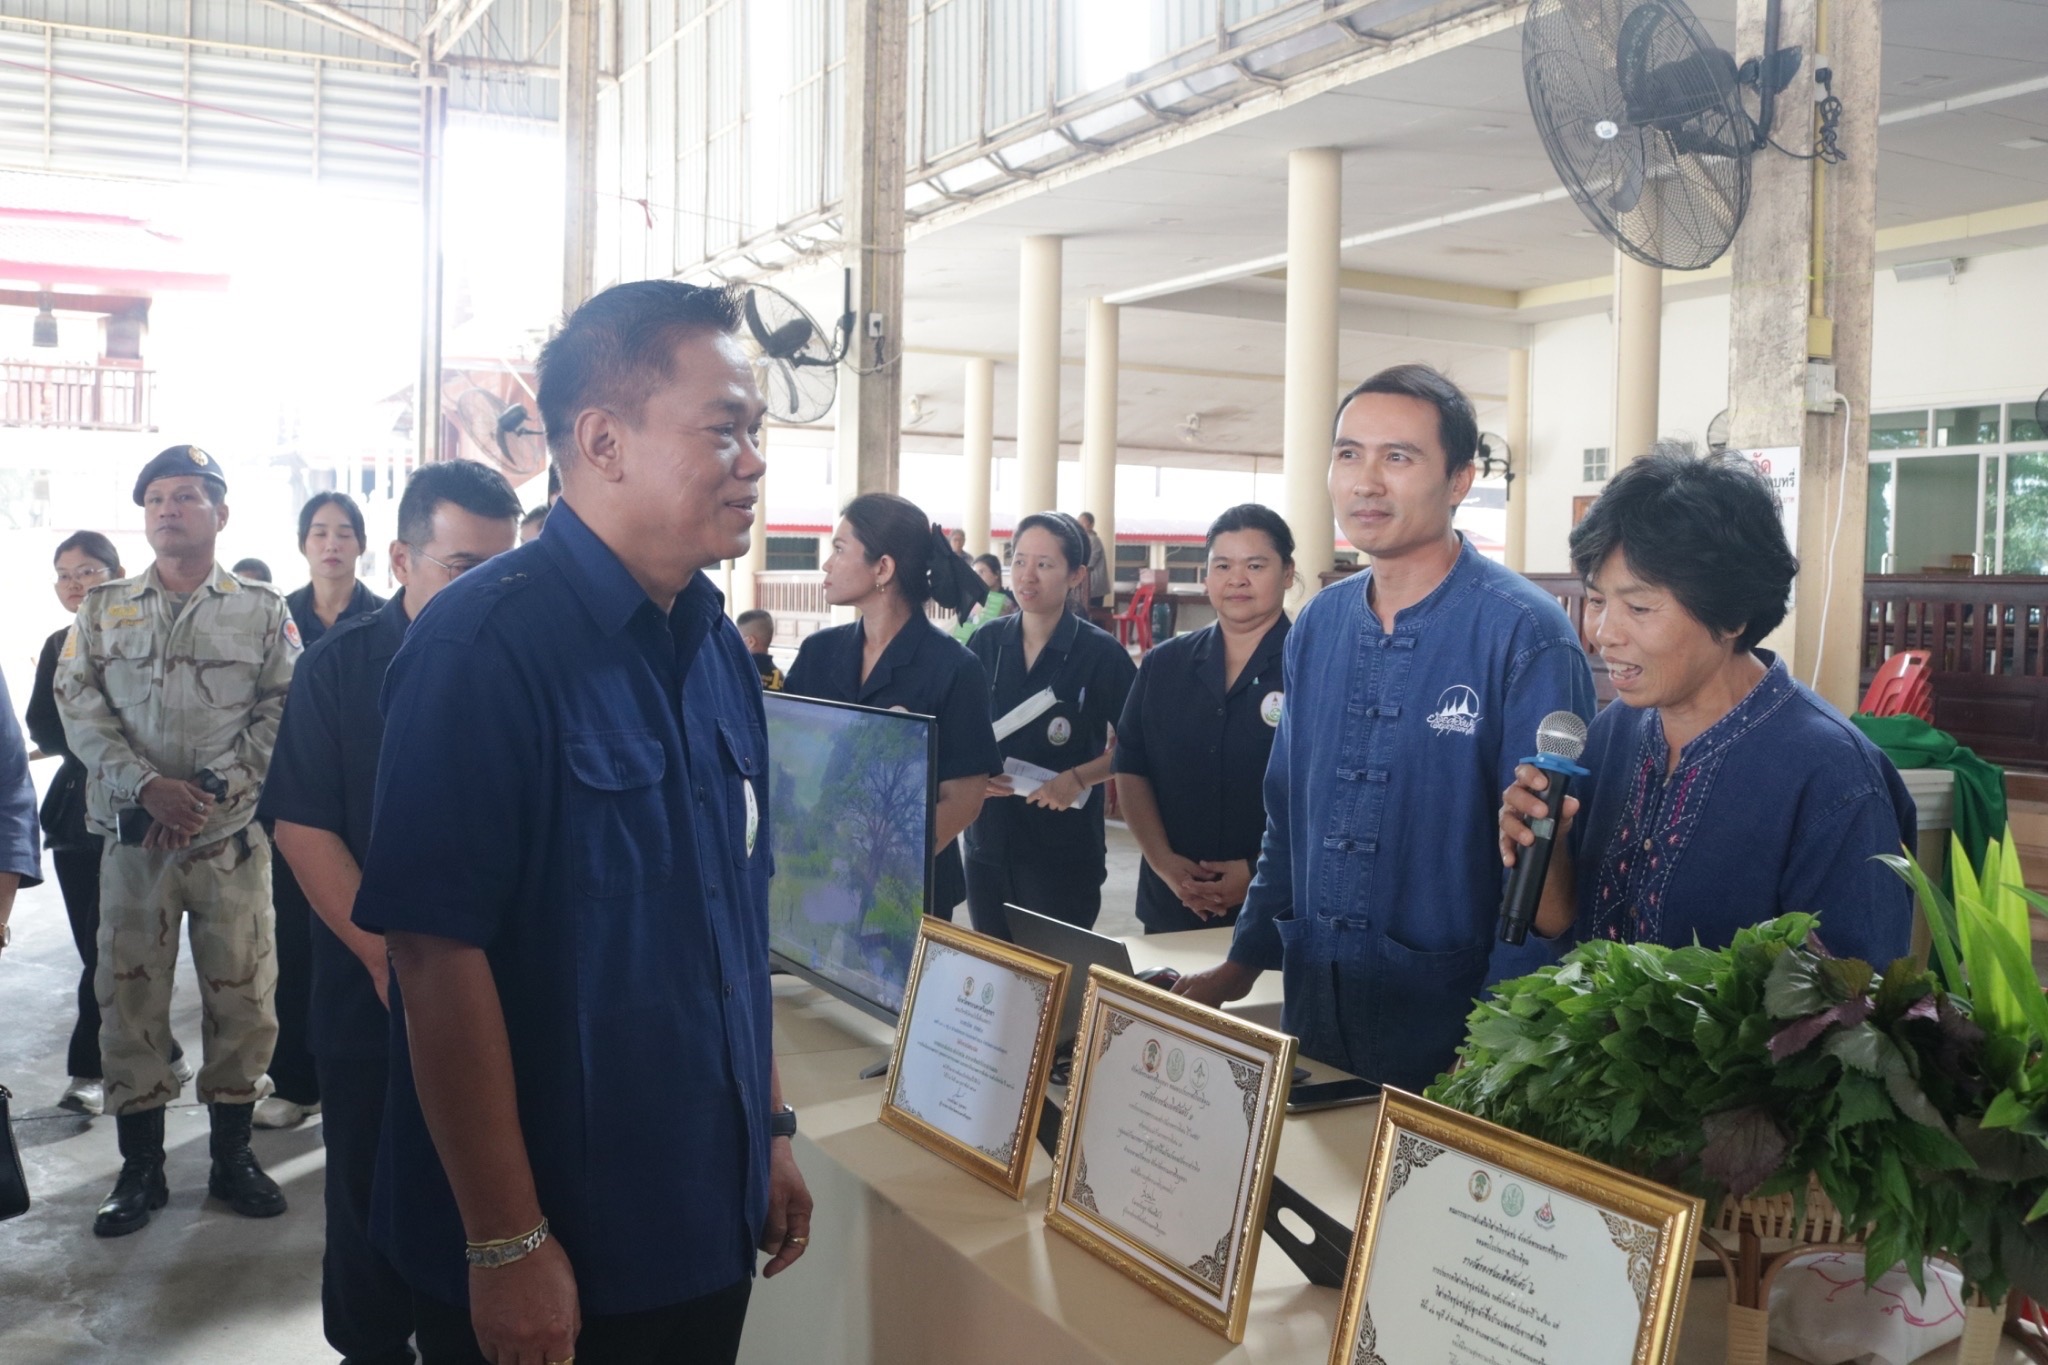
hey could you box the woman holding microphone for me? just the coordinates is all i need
[963,512,1137,937]
[784,493,1002,920]
[1114,505,1294,933]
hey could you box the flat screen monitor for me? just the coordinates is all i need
[763,691,937,1022]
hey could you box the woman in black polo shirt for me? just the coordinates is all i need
[784,493,1002,920]
[1114,504,1293,933]
[963,512,1137,937]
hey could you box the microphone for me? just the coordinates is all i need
[1499,710,1591,946]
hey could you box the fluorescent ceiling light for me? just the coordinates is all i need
[1892,257,1963,283]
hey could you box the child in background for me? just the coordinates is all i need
[736,609,783,690]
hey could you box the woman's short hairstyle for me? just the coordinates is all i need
[840,492,988,624]
[1568,442,1800,653]
[299,491,367,550]
[1205,503,1295,563]
[55,530,123,577]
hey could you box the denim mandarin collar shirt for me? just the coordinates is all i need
[1571,649,1916,965]
[1226,536,1595,1092]
[352,500,775,1315]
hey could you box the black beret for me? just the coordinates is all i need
[133,445,228,506]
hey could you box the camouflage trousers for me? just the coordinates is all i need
[97,826,278,1116]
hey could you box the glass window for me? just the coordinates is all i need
[2009,401,2047,445]
[1581,446,1609,481]
[764,535,819,571]
[1934,405,2001,448]
[1870,410,1928,450]
[2000,453,2048,575]
[1866,462,1893,574]
[1165,544,1206,584]
[1114,542,1148,582]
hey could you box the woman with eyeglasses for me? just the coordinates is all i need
[26,532,145,1115]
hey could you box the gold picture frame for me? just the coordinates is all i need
[1330,1089,1704,1365]
[878,917,1069,1200]
[1045,965,1297,1343]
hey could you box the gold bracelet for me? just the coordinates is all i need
[465,1218,550,1269]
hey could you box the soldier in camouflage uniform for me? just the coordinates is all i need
[56,444,302,1237]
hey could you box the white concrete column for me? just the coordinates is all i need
[1081,298,1119,596]
[415,76,448,464]
[734,434,767,614]
[963,357,995,555]
[1612,251,1663,466]
[560,0,599,316]
[1728,0,1879,710]
[835,0,908,497]
[1015,235,1063,519]
[1282,147,1341,598]
[1504,346,1531,572]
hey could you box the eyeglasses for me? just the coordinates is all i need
[411,548,481,579]
[56,565,112,586]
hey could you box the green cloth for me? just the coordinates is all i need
[951,589,1007,644]
[1853,712,2008,887]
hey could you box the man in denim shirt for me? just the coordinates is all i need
[1177,366,1594,1094]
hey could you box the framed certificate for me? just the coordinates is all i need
[879,918,1070,1199]
[1331,1090,1704,1365]
[1045,965,1296,1342]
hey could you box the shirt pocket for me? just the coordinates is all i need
[192,628,267,709]
[716,718,763,869]
[100,627,156,709]
[565,730,673,897]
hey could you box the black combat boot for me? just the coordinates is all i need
[93,1107,169,1237]
[207,1101,287,1218]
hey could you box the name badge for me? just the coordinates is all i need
[1260,691,1284,728]
[744,779,760,857]
[1047,716,1072,746]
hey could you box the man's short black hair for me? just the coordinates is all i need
[735,609,774,634]
[521,505,549,529]
[298,491,366,549]
[1205,503,1294,564]
[1334,363,1480,475]
[1569,442,1800,653]
[537,281,745,463]
[231,557,272,583]
[397,459,523,548]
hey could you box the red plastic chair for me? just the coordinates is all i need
[1859,649,1934,723]
[1113,583,1155,653]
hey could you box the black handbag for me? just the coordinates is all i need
[0,1083,29,1220]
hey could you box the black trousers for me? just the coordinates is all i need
[268,858,321,1105]
[415,1278,752,1365]
[963,854,1104,940]
[53,846,102,1078]
[317,1055,416,1365]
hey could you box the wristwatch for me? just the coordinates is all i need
[769,1105,797,1139]
[193,769,229,802]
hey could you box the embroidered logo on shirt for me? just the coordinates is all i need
[1260,691,1284,727]
[1425,685,1483,736]
[283,617,302,650]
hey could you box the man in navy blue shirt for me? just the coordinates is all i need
[262,459,522,1365]
[353,281,810,1365]
[1176,365,1595,1094]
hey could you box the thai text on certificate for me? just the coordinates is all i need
[890,941,1045,1158]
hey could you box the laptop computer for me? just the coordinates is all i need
[1004,903,1139,1051]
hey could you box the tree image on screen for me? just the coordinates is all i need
[765,697,930,1014]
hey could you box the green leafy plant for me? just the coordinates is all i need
[1428,828,2048,1303]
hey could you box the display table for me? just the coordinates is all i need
[741,956,2031,1365]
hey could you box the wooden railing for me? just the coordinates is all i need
[2,361,155,431]
[1523,571,2048,768]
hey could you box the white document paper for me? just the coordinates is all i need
[888,940,1050,1162]
[1068,1004,1263,1308]
[1003,757,1091,809]
[1354,1137,1657,1364]
[991,687,1059,741]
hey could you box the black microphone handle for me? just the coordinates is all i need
[1499,767,1575,946]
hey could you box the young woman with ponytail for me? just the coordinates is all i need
[784,493,1003,920]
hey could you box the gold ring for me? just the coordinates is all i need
[788,1235,808,1246]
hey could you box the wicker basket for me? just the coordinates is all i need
[1700,1179,2008,1365]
